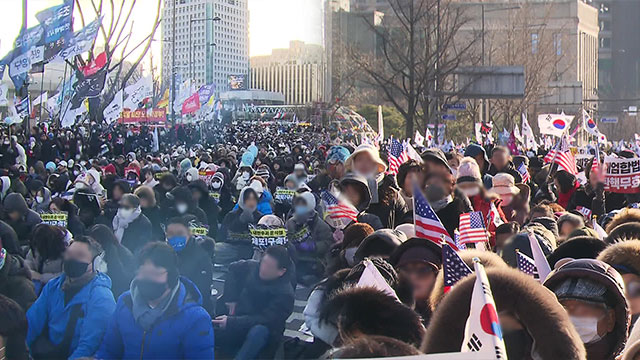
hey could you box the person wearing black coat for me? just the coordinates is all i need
[210,172,234,222]
[219,187,263,263]
[102,179,131,224]
[367,174,411,229]
[3,193,42,248]
[86,224,136,298]
[486,146,523,183]
[0,246,36,311]
[340,173,384,230]
[215,246,295,359]
[112,194,153,255]
[134,185,166,242]
[49,197,85,239]
[188,180,219,239]
[0,219,21,255]
[165,217,214,314]
[163,186,208,226]
[154,173,178,210]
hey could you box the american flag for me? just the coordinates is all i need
[517,161,531,183]
[321,191,358,222]
[413,183,458,250]
[453,229,467,250]
[543,135,577,175]
[516,250,538,278]
[387,138,409,175]
[443,243,472,293]
[459,212,488,244]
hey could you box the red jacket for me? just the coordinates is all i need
[470,194,507,248]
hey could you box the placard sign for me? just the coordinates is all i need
[40,211,68,228]
[604,156,640,193]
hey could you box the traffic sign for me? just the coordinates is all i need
[600,117,618,124]
[442,103,466,111]
[441,113,457,121]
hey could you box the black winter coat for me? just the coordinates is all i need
[436,189,474,239]
[367,175,410,229]
[119,214,153,255]
[177,239,214,314]
[487,161,523,183]
[142,205,166,242]
[222,260,294,340]
[0,253,36,311]
[103,243,136,298]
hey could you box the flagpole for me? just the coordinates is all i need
[58,62,68,128]
[38,70,45,122]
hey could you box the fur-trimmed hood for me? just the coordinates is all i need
[605,208,640,233]
[422,267,586,360]
[430,249,508,312]
[319,286,425,347]
[598,239,640,276]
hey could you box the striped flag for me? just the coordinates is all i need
[321,191,358,223]
[443,243,472,293]
[527,230,552,283]
[517,161,531,183]
[413,183,457,250]
[543,135,578,175]
[387,138,409,175]
[516,250,538,278]
[459,212,488,245]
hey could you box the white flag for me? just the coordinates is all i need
[474,123,482,143]
[33,92,48,106]
[123,76,152,110]
[406,142,423,163]
[414,130,425,147]
[521,113,538,150]
[103,90,123,124]
[461,258,507,359]
[538,113,574,137]
[426,128,434,147]
[377,105,384,140]
[0,84,8,106]
[357,259,399,301]
[582,109,599,136]
[527,230,551,283]
[47,93,60,115]
[593,218,607,240]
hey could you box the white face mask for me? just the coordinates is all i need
[176,203,188,214]
[94,253,108,273]
[73,170,80,176]
[242,172,250,180]
[186,174,193,182]
[570,315,604,344]
[36,196,44,203]
[118,208,135,218]
[212,182,222,189]
[462,187,480,198]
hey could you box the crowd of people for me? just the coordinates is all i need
[2,118,640,360]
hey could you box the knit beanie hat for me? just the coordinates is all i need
[343,223,375,248]
[456,157,482,185]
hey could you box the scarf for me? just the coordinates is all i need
[131,279,180,331]
[558,182,580,209]
[112,206,142,242]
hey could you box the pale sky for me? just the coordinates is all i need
[0,0,323,70]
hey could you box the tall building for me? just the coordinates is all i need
[250,41,325,105]
[323,0,382,103]
[161,0,249,93]
[454,0,599,113]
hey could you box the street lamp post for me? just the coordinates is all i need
[171,0,177,127]
[189,16,221,85]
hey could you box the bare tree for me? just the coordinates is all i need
[70,0,163,122]
[348,0,478,138]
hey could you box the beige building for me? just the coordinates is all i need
[249,41,325,105]
[454,0,599,112]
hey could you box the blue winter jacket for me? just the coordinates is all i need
[94,276,215,360]
[233,190,274,215]
[26,272,116,359]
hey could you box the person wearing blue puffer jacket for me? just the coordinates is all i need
[26,236,116,359]
[95,242,214,360]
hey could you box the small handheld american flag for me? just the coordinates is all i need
[387,138,408,175]
[517,161,531,183]
[516,250,538,278]
[413,183,458,250]
[458,212,488,245]
[443,243,472,293]
[321,191,359,223]
[543,134,577,175]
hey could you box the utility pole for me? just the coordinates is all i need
[170,0,177,127]
[21,0,29,134]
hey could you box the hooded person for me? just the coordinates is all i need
[598,240,640,320]
[188,179,220,238]
[184,167,200,185]
[430,249,509,311]
[102,179,132,224]
[94,242,214,359]
[396,160,423,212]
[210,171,234,220]
[0,240,37,311]
[422,166,473,239]
[544,259,630,360]
[3,193,42,247]
[422,266,586,360]
[112,194,153,255]
[178,158,192,181]
[0,294,29,360]
[345,144,409,228]
[134,185,166,242]
[232,164,254,192]
[165,186,208,225]
[307,145,350,194]
[154,173,178,209]
[218,187,264,264]
[339,172,384,230]
[286,191,333,284]
[499,225,555,268]
[325,222,375,275]
[464,143,493,186]
[28,181,52,214]
[85,168,105,197]
[291,163,309,186]
[353,228,407,264]
[0,176,11,203]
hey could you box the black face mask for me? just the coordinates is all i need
[63,259,89,278]
[137,279,168,301]
[503,329,532,360]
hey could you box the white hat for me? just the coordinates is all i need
[491,173,520,196]
[456,157,482,185]
[345,144,387,174]
[395,223,416,239]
